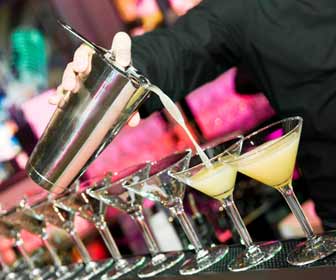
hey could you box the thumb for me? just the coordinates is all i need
[111,32,132,67]
[128,112,141,127]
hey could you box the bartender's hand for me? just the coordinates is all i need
[50,32,141,127]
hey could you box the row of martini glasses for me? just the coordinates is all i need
[1,116,336,279]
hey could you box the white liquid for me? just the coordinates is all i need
[148,85,212,168]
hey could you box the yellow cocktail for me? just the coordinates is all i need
[171,136,282,272]
[237,132,300,189]
[191,161,237,200]
[233,116,336,266]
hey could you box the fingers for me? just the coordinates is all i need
[51,32,132,108]
[62,62,78,91]
[48,86,63,105]
[128,111,141,127]
[60,44,93,94]
[73,44,94,78]
[49,84,73,108]
[111,32,132,67]
[51,44,94,107]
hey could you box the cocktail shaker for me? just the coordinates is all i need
[26,22,151,194]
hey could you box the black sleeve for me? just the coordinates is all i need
[132,0,246,116]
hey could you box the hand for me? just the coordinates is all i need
[50,32,141,127]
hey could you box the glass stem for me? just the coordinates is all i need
[14,232,35,270]
[68,228,92,264]
[170,201,205,257]
[279,184,315,239]
[94,215,122,261]
[0,252,10,273]
[131,210,160,256]
[41,230,63,268]
[222,195,254,248]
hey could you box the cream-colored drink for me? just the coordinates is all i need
[237,132,300,189]
[191,162,237,200]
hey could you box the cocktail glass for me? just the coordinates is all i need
[122,150,229,275]
[5,199,83,280]
[232,116,336,266]
[0,212,45,279]
[87,162,184,278]
[33,198,108,279]
[55,174,146,280]
[0,252,10,277]
[171,137,282,272]
[0,247,21,280]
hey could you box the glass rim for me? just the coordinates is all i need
[124,149,192,188]
[79,172,114,191]
[231,116,303,164]
[200,133,243,151]
[87,162,150,195]
[170,135,244,178]
[31,198,56,212]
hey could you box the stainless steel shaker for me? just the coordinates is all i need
[26,22,151,194]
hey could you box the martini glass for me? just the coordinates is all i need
[55,177,146,280]
[33,199,107,279]
[232,116,336,266]
[7,199,83,280]
[123,150,230,275]
[87,163,184,278]
[171,137,282,272]
[0,213,44,280]
[0,252,10,277]
[0,247,20,280]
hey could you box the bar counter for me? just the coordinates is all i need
[26,237,333,280]
[119,238,336,279]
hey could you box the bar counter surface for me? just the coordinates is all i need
[122,238,336,279]
[136,267,336,280]
[41,237,335,279]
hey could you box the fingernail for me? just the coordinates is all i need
[74,55,87,72]
[128,113,140,127]
[63,78,76,91]
[49,96,59,105]
[116,49,131,67]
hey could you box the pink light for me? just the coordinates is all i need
[186,68,275,140]
[265,129,284,141]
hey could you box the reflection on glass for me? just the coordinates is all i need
[4,199,83,279]
[56,175,146,280]
[0,209,45,280]
[33,199,109,279]
[123,150,229,275]
[88,163,184,278]
[233,117,336,266]
[171,137,282,272]
[0,233,19,280]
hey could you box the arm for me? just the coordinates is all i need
[132,0,245,115]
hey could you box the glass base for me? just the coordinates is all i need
[287,233,336,266]
[101,256,146,280]
[53,263,84,280]
[69,259,114,280]
[179,245,229,275]
[28,267,54,280]
[6,270,36,280]
[138,251,184,278]
[228,240,282,272]
[4,272,21,280]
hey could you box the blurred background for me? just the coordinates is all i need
[0,0,322,268]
